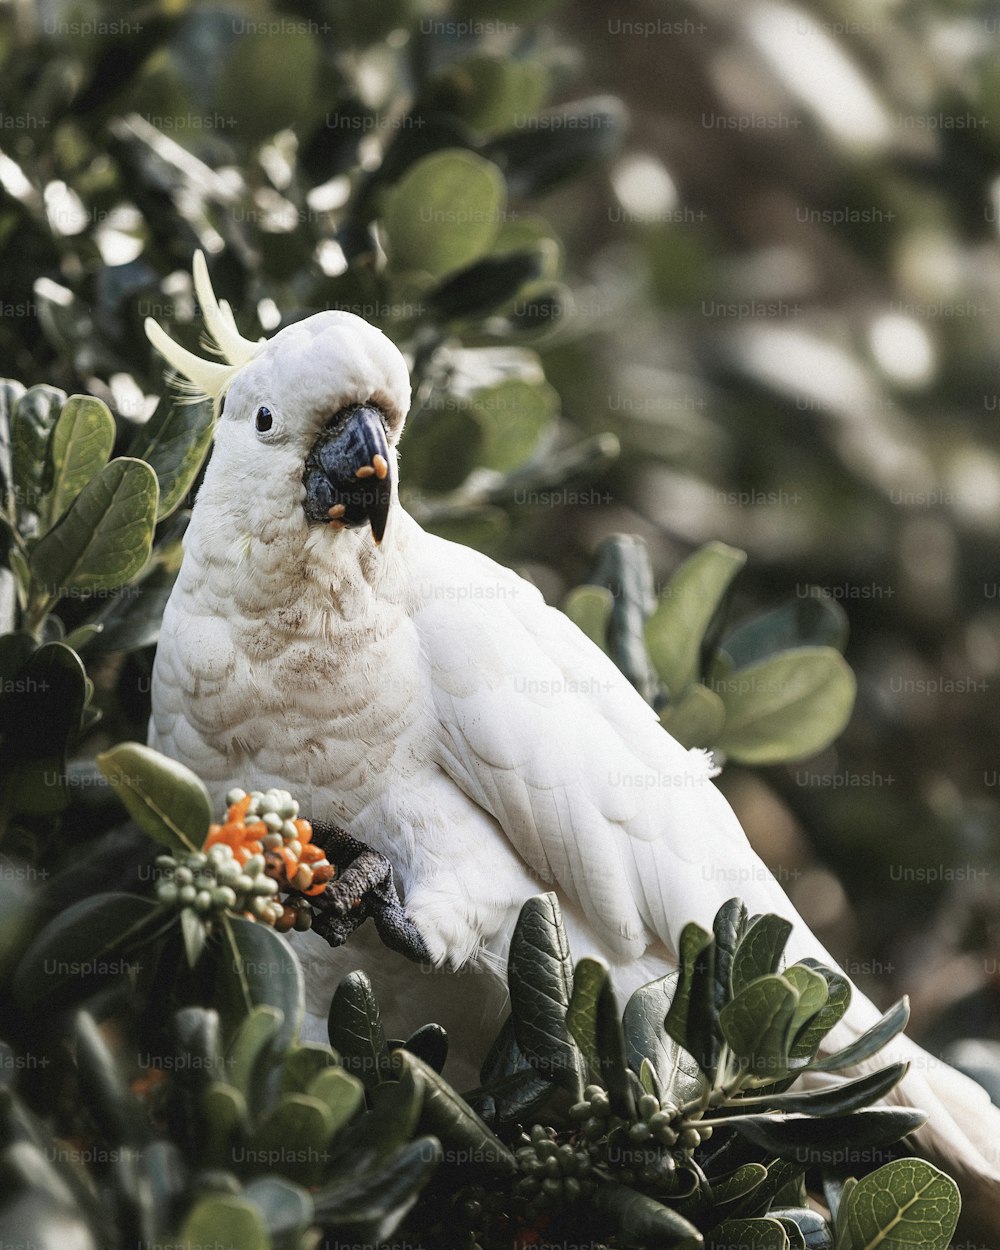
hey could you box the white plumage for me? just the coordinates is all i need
[146,255,1000,1239]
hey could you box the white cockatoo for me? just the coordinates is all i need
[146,253,1000,1236]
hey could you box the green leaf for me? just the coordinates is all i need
[711,1217,790,1250]
[645,542,746,696]
[42,395,116,531]
[312,1136,441,1242]
[732,915,793,996]
[402,1023,448,1074]
[783,964,830,1039]
[427,55,549,136]
[400,400,484,493]
[0,378,26,510]
[710,1163,769,1205]
[11,384,65,526]
[216,25,320,143]
[719,594,849,670]
[507,893,583,1096]
[180,1195,271,1250]
[714,648,857,765]
[96,741,211,854]
[200,1082,249,1168]
[251,1094,337,1186]
[812,999,909,1073]
[663,921,713,1058]
[844,1159,960,1250]
[0,641,88,815]
[328,971,391,1090]
[428,249,545,322]
[279,1043,339,1096]
[11,893,168,1012]
[737,1062,908,1117]
[770,1208,833,1250]
[382,150,506,278]
[563,585,613,651]
[788,962,851,1061]
[486,96,627,198]
[659,683,727,749]
[242,1176,313,1248]
[624,974,708,1107]
[719,975,800,1077]
[306,1067,365,1137]
[351,1060,424,1161]
[595,973,635,1119]
[394,1050,516,1172]
[470,378,558,472]
[729,1108,928,1165]
[568,956,609,1075]
[222,920,304,1054]
[128,393,214,520]
[226,1005,284,1099]
[591,1182,703,1248]
[29,457,158,595]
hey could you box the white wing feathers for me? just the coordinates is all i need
[412,533,813,966]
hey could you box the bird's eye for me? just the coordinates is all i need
[255,406,273,433]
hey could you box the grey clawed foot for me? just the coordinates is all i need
[302,820,432,963]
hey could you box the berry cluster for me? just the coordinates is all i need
[155,788,333,931]
[514,1124,593,1217]
[562,1083,715,1193]
[154,845,284,923]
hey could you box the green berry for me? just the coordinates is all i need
[225,788,246,806]
[175,867,194,886]
[157,882,178,905]
[213,886,237,910]
[179,884,197,905]
[629,1122,652,1143]
[638,1094,660,1120]
[195,889,213,913]
[679,1127,701,1150]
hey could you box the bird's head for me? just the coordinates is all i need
[145,252,410,547]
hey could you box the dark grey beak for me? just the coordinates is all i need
[303,405,392,544]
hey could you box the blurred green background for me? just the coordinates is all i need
[2,0,999,1058]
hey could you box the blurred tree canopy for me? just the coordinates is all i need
[1,0,999,1057]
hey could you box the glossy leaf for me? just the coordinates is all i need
[568,956,609,1076]
[844,1159,959,1250]
[328,970,391,1090]
[646,542,747,697]
[812,999,909,1073]
[711,1217,790,1250]
[731,915,793,997]
[11,892,167,1012]
[128,393,214,520]
[563,584,613,650]
[394,1049,516,1172]
[591,1182,704,1248]
[11,384,64,527]
[508,892,583,1096]
[30,457,158,595]
[382,149,506,278]
[714,648,857,765]
[719,975,799,1076]
[42,395,115,530]
[660,683,727,749]
[730,1107,928,1164]
[96,741,211,854]
[179,1195,270,1250]
[624,973,708,1107]
[223,920,304,1054]
[719,593,849,670]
